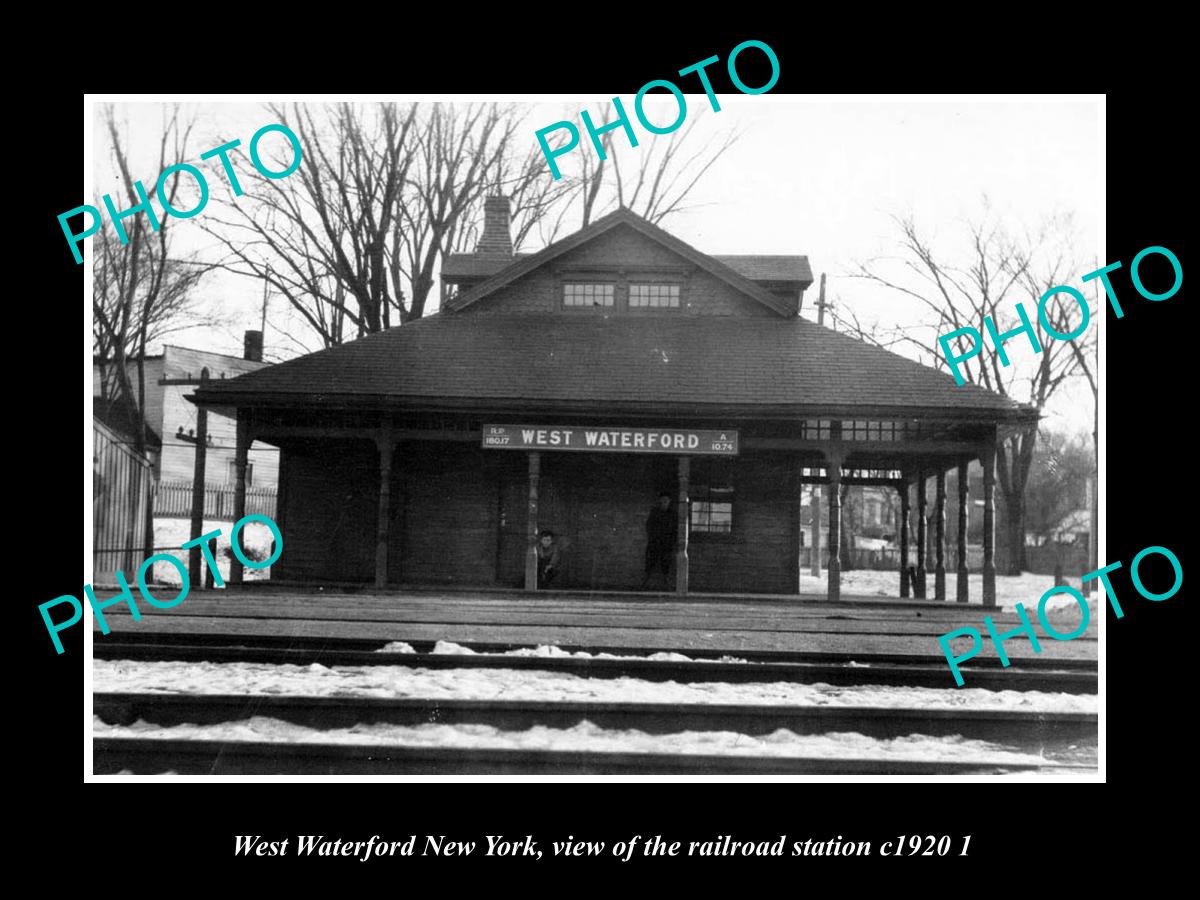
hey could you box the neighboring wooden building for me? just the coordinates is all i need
[193,199,1038,604]
[94,339,279,517]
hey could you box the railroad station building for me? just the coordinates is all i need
[192,198,1038,605]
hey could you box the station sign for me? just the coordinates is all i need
[481,424,739,455]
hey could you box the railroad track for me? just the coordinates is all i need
[92,633,1097,776]
[93,737,1095,776]
[93,691,1096,776]
[95,691,1096,747]
[94,637,1098,694]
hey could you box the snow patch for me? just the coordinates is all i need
[377,642,417,654]
[797,568,1098,613]
[149,518,274,586]
[92,659,1097,712]
[500,645,589,659]
[376,642,748,664]
[431,641,476,655]
[92,715,1052,764]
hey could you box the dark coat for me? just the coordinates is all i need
[646,504,678,549]
[534,540,562,568]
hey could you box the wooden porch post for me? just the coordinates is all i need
[810,481,822,577]
[229,409,250,585]
[524,451,541,591]
[957,461,970,603]
[981,442,997,608]
[934,469,947,601]
[187,368,210,587]
[898,479,910,598]
[827,455,842,602]
[675,455,690,594]
[374,425,394,589]
[915,470,927,598]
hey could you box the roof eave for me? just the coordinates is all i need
[190,389,1038,423]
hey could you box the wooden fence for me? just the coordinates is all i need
[93,419,154,583]
[154,479,277,520]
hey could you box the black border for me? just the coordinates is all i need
[26,22,1189,884]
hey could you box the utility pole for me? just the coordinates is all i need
[815,272,830,326]
[260,268,271,340]
[810,273,828,577]
[1086,391,1098,594]
[188,368,211,588]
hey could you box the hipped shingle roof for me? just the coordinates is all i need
[193,313,1032,419]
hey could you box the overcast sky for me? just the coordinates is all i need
[92,97,1101,434]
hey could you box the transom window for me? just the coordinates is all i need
[842,420,904,441]
[563,283,614,308]
[799,420,835,440]
[629,283,680,308]
[799,420,925,442]
[845,467,903,480]
[801,466,902,481]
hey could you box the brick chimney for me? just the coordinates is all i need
[244,329,263,362]
[475,195,513,258]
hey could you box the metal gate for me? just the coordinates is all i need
[92,418,155,583]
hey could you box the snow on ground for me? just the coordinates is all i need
[406,640,717,662]
[150,518,275,585]
[798,568,1097,614]
[92,715,1052,764]
[379,641,418,653]
[92,659,1096,712]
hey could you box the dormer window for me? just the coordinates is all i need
[629,283,681,309]
[563,282,615,308]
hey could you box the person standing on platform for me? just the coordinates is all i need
[642,491,677,590]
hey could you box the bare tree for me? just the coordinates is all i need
[838,483,857,571]
[1065,281,1100,589]
[557,102,740,229]
[207,102,569,344]
[93,104,211,449]
[393,103,531,322]
[204,103,418,348]
[207,101,741,347]
[502,143,578,251]
[1025,428,1092,546]
[831,206,1095,572]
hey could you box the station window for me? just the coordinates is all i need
[691,487,733,533]
[227,459,254,486]
[563,282,614,308]
[629,283,681,309]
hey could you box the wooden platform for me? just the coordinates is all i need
[90,586,1097,663]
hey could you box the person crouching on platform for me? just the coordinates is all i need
[642,491,677,590]
[535,529,561,589]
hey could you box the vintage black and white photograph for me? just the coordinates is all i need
[86,94,1102,778]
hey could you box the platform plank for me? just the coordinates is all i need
[103,590,1098,623]
[93,613,1095,661]
[93,606,1094,641]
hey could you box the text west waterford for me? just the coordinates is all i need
[481,424,739,455]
